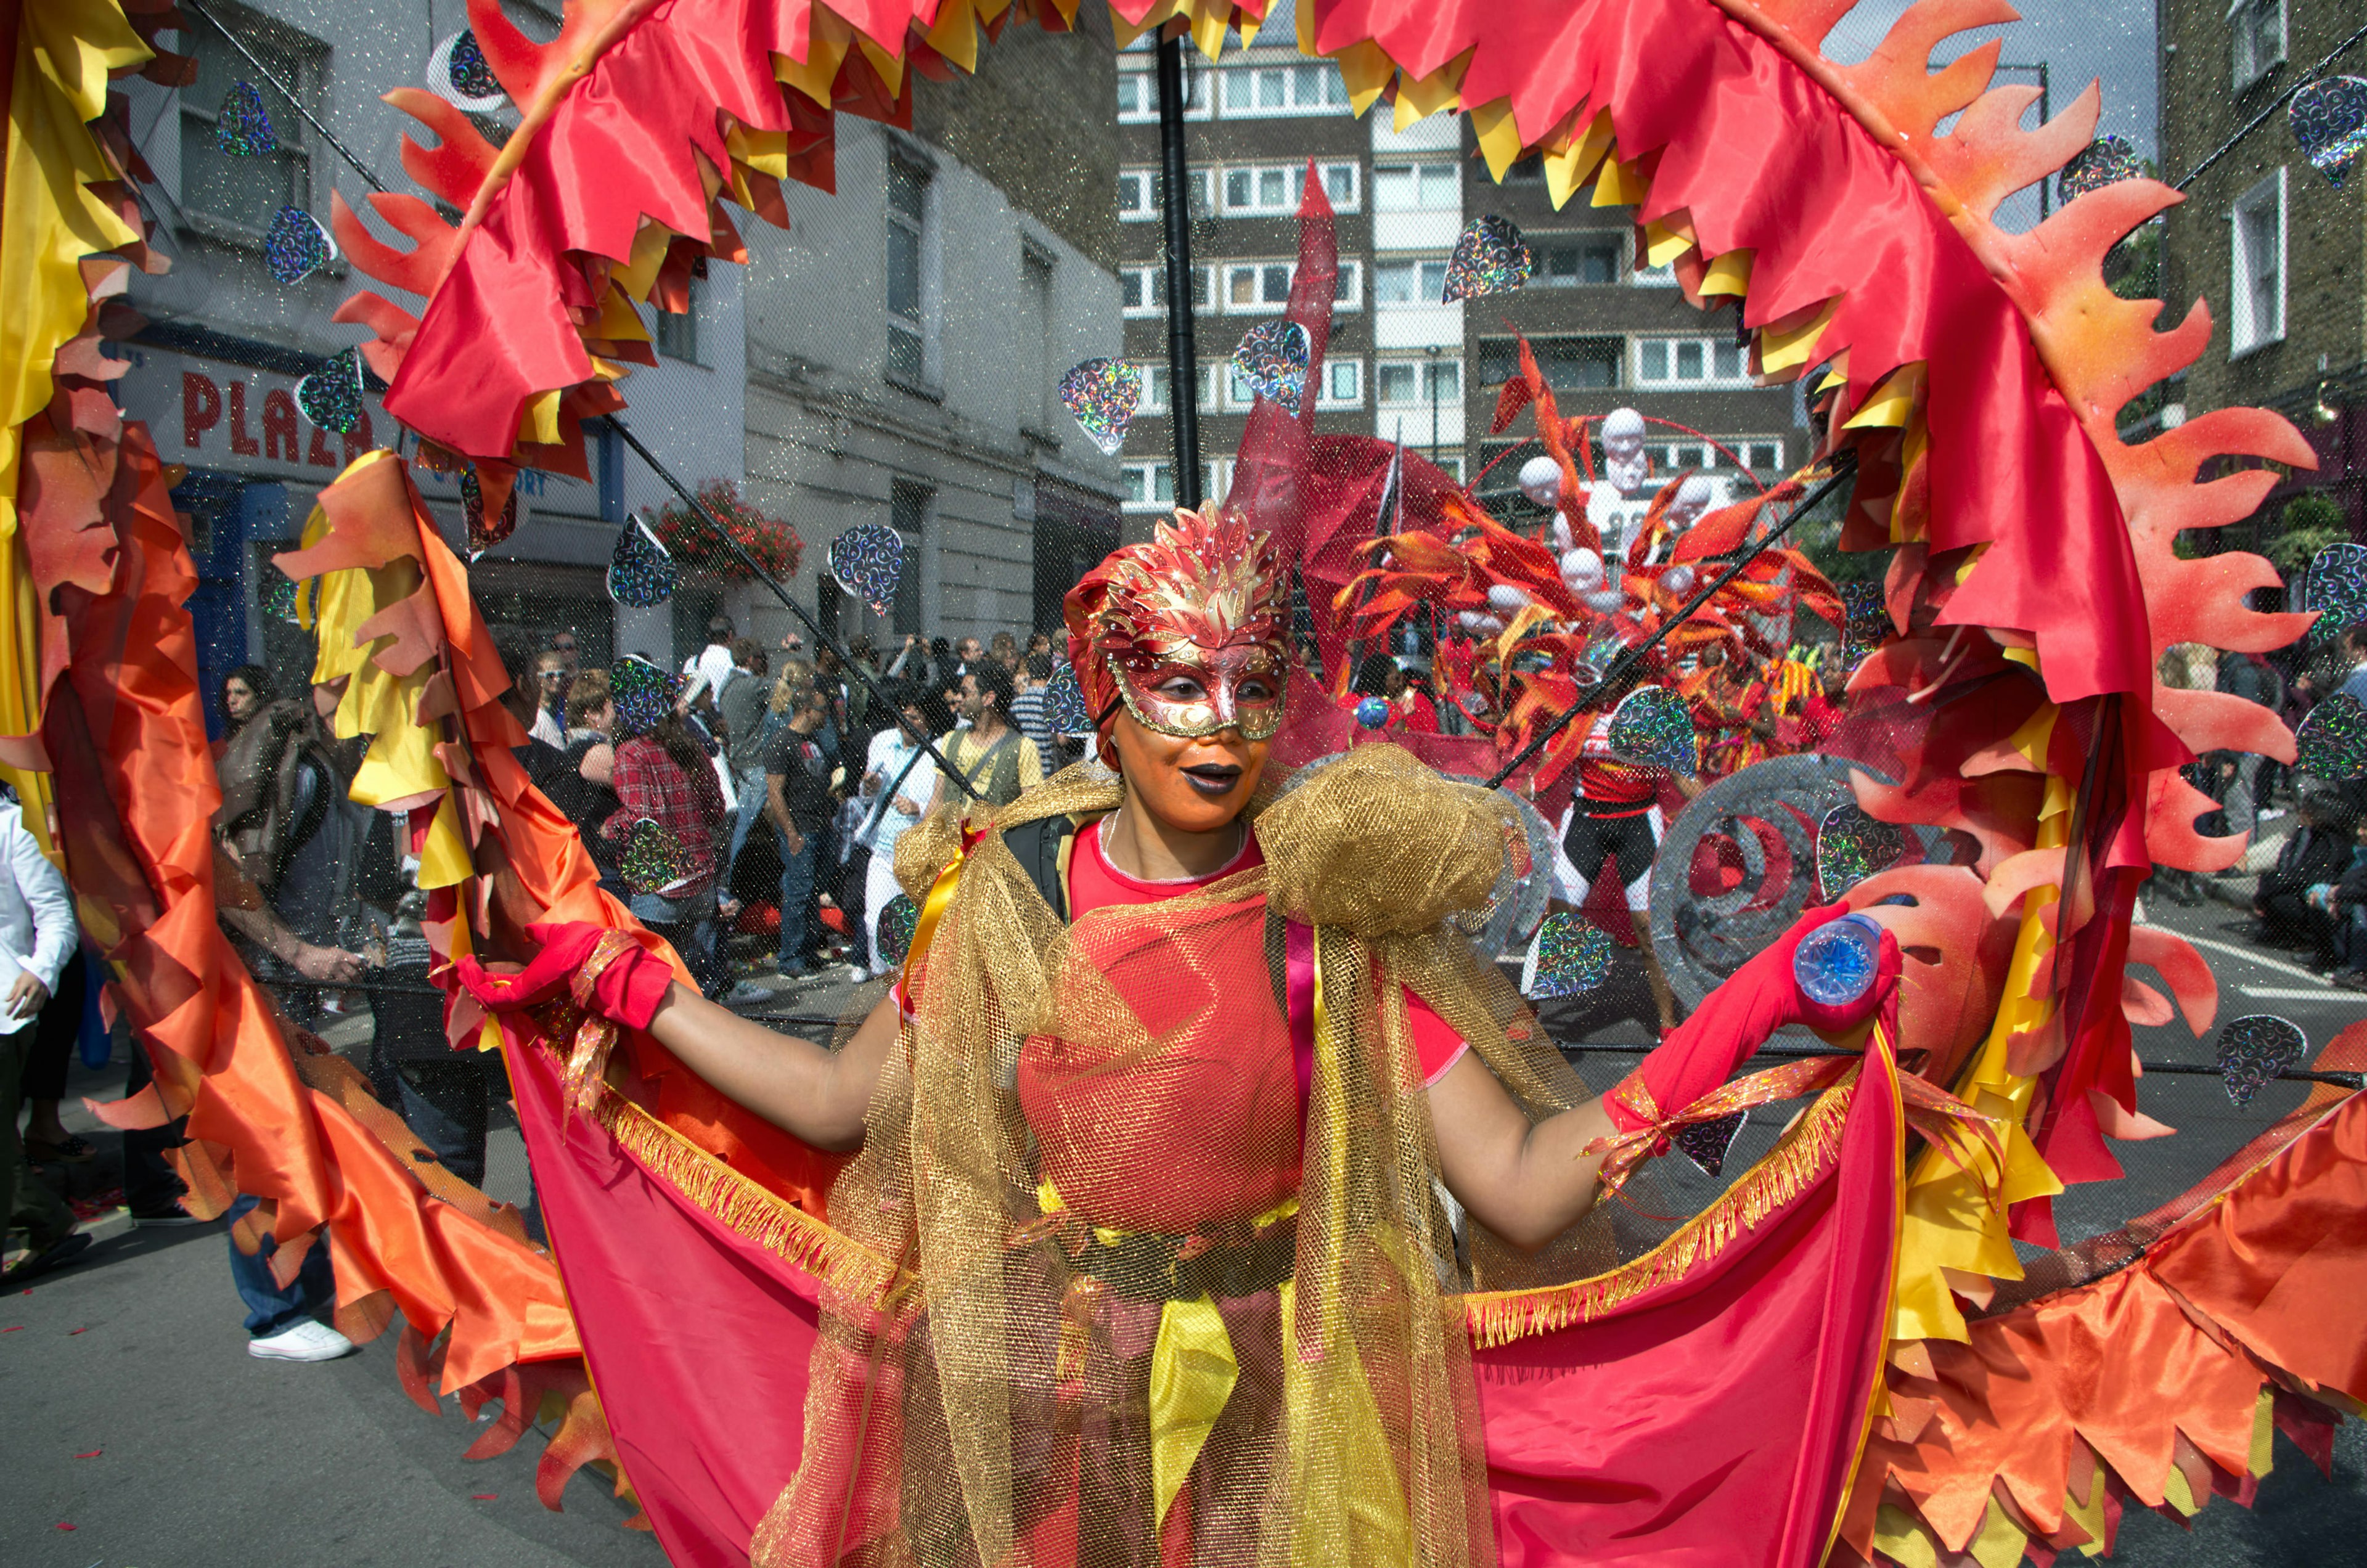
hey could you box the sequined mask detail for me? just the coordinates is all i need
[1065,505,1290,743]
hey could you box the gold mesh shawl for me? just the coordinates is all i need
[752,746,1609,1568]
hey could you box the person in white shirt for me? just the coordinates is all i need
[852,684,944,978]
[682,616,739,703]
[0,793,83,1281]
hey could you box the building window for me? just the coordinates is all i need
[1118,169,1153,219]
[888,480,931,633]
[1206,459,1235,499]
[1121,264,1214,316]
[1635,335,1751,386]
[1503,153,1545,183]
[1375,359,1460,407]
[178,14,317,233]
[1119,166,1212,222]
[1225,262,1294,312]
[1019,247,1054,433]
[1331,261,1363,309]
[1217,60,1348,116]
[2230,0,2284,89]
[2230,168,2286,356]
[1122,460,1177,512]
[1219,161,1360,215]
[1744,439,1785,472]
[1375,258,1450,305]
[1535,235,1623,287]
[655,272,704,364]
[1477,335,1622,389]
[1373,163,1460,211]
[886,153,930,383]
[1117,63,1211,121]
[1319,357,1363,409]
[1139,361,1218,414]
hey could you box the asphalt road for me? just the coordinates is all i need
[6,891,2366,1567]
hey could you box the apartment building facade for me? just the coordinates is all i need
[2157,0,2367,539]
[1111,12,1801,549]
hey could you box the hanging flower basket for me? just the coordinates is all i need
[641,480,803,584]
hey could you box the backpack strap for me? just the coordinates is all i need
[999,814,1077,923]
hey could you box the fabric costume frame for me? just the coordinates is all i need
[11,1,2367,1566]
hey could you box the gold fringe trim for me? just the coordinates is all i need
[1461,1071,1858,1347]
[588,1084,906,1304]
[513,1013,902,1304]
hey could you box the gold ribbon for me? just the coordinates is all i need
[901,825,981,985]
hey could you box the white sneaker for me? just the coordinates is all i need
[248,1318,356,1362]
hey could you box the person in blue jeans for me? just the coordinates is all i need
[764,684,836,978]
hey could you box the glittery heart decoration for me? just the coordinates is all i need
[1817,802,1907,900]
[2305,542,2367,646]
[1058,358,1143,456]
[1442,213,1534,303]
[828,523,904,615]
[263,205,337,284]
[1039,659,1092,735]
[2056,135,2146,202]
[619,818,685,896]
[610,656,681,737]
[1670,1112,1747,1178]
[607,517,676,608]
[461,467,518,558]
[1840,582,1888,664]
[2214,1014,2305,1108]
[1354,695,1390,730]
[215,81,276,157]
[1606,685,1697,774]
[875,894,920,969]
[1231,320,1310,415]
[426,28,505,113]
[293,348,363,433]
[2290,76,2367,188]
[260,568,300,624]
[1523,912,1613,1000]
[2296,692,2367,782]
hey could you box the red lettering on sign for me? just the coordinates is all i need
[181,373,221,448]
[262,389,300,463]
[343,410,375,465]
[307,424,337,468]
[227,382,260,456]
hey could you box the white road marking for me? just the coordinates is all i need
[2238,986,2367,1003]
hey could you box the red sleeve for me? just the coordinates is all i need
[1405,986,1470,1086]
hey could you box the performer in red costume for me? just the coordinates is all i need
[459,507,1911,1568]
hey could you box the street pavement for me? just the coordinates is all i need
[7,884,2367,1566]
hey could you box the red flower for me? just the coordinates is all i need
[642,480,803,584]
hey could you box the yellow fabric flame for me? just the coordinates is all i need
[1,0,149,836]
[292,454,454,817]
[1889,701,2067,1345]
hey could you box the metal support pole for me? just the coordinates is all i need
[1996,61,2051,218]
[1426,345,1442,464]
[1156,36,1203,510]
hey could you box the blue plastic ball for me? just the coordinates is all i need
[1793,913,1882,1008]
[1355,696,1391,730]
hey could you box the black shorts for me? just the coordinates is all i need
[1561,807,1660,910]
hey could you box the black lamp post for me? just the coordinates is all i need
[1156,36,1203,510]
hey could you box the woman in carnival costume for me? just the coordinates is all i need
[457,504,1924,1568]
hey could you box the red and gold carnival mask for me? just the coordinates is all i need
[1063,507,1290,752]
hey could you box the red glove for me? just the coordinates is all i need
[452,921,676,1032]
[1608,903,1900,1133]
